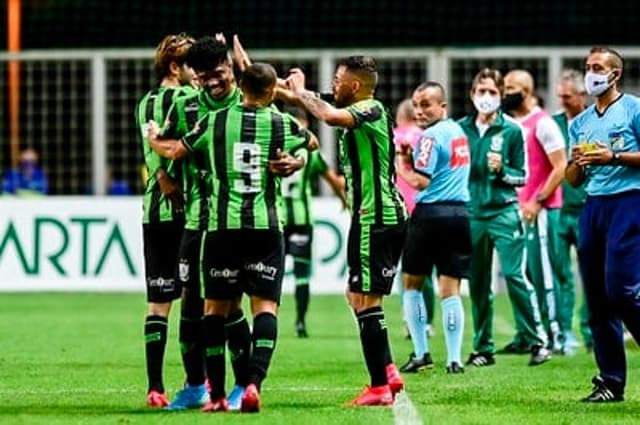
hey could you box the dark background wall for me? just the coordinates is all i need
[1,0,640,50]
[2,1,640,195]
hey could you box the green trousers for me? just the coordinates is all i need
[556,209,592,346]
[518,208,563,349]
[469,206,547,353]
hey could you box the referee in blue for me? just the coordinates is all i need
[396,81,471,374]
[566,46,640,403]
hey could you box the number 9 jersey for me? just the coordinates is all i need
[181,103,312,231]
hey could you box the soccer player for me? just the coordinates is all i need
[134,33,196,408]
[395,82,471,374]
[566,46,640,402]
[458,68,549,368]
[286,56,407,406]
[156,35,259,411]
[503,69,565,361]
[149,62,318,413]
[280,106,346,338]
[552,69,591,355]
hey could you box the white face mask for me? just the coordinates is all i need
[473,94,501,115]
[584,71,614,97]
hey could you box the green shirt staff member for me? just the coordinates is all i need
[458,68,549,368]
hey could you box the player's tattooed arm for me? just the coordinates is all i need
[287,68,355,128]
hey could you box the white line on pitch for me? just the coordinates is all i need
[393,391,424,425]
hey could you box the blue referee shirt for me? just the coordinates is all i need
[413,118,470,204]
[569,94,640,196]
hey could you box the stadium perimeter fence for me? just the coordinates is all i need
[2,46,640,196]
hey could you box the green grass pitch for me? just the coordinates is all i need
[1,292,639,424]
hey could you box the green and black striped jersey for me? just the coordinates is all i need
[163,87,242,230]
[340,99,407,225]
[280,150,328,226]
[136,85,197,224]
[182,103,312,231]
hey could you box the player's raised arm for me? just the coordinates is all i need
[286,68,356,128]
[232,34,252,73]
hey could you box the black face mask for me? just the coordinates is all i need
[502,92,524,111]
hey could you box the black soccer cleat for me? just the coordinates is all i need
[446,361,464,374]
[581,376,624,403]
[466,352,496,367]
[399,352,434,373]
[295,321,308,338]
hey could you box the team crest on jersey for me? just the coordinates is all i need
[415,136,435,169]
[490,135,504,152]
[450,136,470,168]
[179,261,189,282]
[610,135,625,150]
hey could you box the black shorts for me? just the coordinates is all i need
[202,229,285,302]
[143,221,183,303]
[347,221,406,295]
[284,225,313,260]
[177,229,206,295]
[402,203,471,279]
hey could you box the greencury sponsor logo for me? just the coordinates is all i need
[0,217,137,276]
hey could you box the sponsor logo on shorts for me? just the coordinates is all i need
[245,262,278,280]
[210,268,240,279]
[381,266,398,278]
[148,277,176,287]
